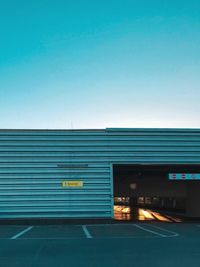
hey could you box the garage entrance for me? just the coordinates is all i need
[113,164,200,222]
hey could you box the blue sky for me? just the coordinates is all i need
[0,0,200,129]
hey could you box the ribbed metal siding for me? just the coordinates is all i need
[0,128,200,219]
[0,130,111,219]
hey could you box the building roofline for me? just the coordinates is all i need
[0,127,200,132]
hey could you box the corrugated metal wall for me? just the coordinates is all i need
[0,128,200,219]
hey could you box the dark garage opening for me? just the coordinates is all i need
[113,164,200,222]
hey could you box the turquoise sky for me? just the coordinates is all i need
[0,0,200,129]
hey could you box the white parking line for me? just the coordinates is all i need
[133,224,167,237]
[82,225,92,239]
[145,224,179,237]
[10,226,33,240]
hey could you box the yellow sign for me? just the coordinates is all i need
[62,181,84,188]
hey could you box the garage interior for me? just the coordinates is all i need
[113,164,200,222]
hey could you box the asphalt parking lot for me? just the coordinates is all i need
[0,223,200,267]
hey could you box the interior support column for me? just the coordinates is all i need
[186,182,200,218]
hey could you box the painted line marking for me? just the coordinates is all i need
[82,225,92,239]
[9,236,157,240]
[10,226,33,240]
[133,224,167,237]
[144,224,179,237]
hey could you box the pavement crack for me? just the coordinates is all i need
[30,243,45,267]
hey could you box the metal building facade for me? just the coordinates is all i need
[0,128,200,219]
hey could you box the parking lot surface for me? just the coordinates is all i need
[0,223,200,267]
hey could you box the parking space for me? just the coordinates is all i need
[17,225,86,239]
[1,223,200,267]
[86,223,179,238]
[0,223,181,240]
[87,224,150,238]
